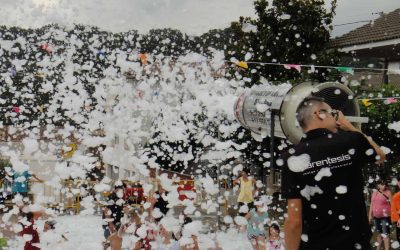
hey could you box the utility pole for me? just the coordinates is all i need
[269,110,275,194]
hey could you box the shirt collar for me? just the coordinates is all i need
[301,128,333,142]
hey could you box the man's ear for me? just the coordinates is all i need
[316,112,325,120]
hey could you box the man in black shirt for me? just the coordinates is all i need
[281,97,385,250]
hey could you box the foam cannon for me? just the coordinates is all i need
[234,82,369,175]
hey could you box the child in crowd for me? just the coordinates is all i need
[176,215,200,250]
[117,209,144,250]
[266,223,284,250]
[117,208,157,250]
[155,217,180,250]
[43,220,56,232]
[234,168,257,217]
[246,198,270,250]
[41,220,71,249]
[19,212,40,250]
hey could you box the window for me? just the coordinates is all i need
[106,164,112,177]
[107,165,120,180]
[123,169,131,179]
[114,135,119,145]
[273,171,281,186]
[112,166,120,180]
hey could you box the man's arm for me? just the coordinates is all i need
[252,178,258,196]
[337,111,385,164]
[31,174,43,182]
[245,211,251,221]
[284,198,302,250]
[391,195,398,224]
[368,193,374,224]
[387,190,393,200]
[363,135,385,164]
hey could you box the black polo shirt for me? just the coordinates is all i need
[281,128,377,250]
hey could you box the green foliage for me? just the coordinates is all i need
[355,84,400,177]
[140,28,190,56]
[0,159,10,179]
[0,237,7,249]
[226,0,340,86]
[197,28,236,56]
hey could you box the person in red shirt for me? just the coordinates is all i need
[19,212,40,250]
[391,179,400,243]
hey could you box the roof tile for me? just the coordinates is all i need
[330,8,400,48]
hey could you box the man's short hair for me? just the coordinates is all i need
[296,96,325,129]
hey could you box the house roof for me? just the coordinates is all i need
[330,8,400,48]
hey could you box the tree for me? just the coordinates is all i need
[139,28,189,56]
[355,84,400,180]
[227,0,339,86]
[196,28,236,56]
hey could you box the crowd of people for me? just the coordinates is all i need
[3,96,399,250]
[99,177,284,250]
[0,161,284,250]
[13,167,400,250]
[103,178,203,250]
[18,212,68,250]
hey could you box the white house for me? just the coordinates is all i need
[330,8,400,85]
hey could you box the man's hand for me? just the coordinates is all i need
[337,111,357,132]
[397,219,400,228]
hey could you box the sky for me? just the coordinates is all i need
[0,0,399,37]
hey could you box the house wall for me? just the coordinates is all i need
[345,70,400,89]
[389,62,400,73]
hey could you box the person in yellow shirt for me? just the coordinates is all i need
[234,168,257,216]
[391,180,400,242]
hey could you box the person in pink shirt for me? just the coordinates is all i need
[369,180,392,250]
